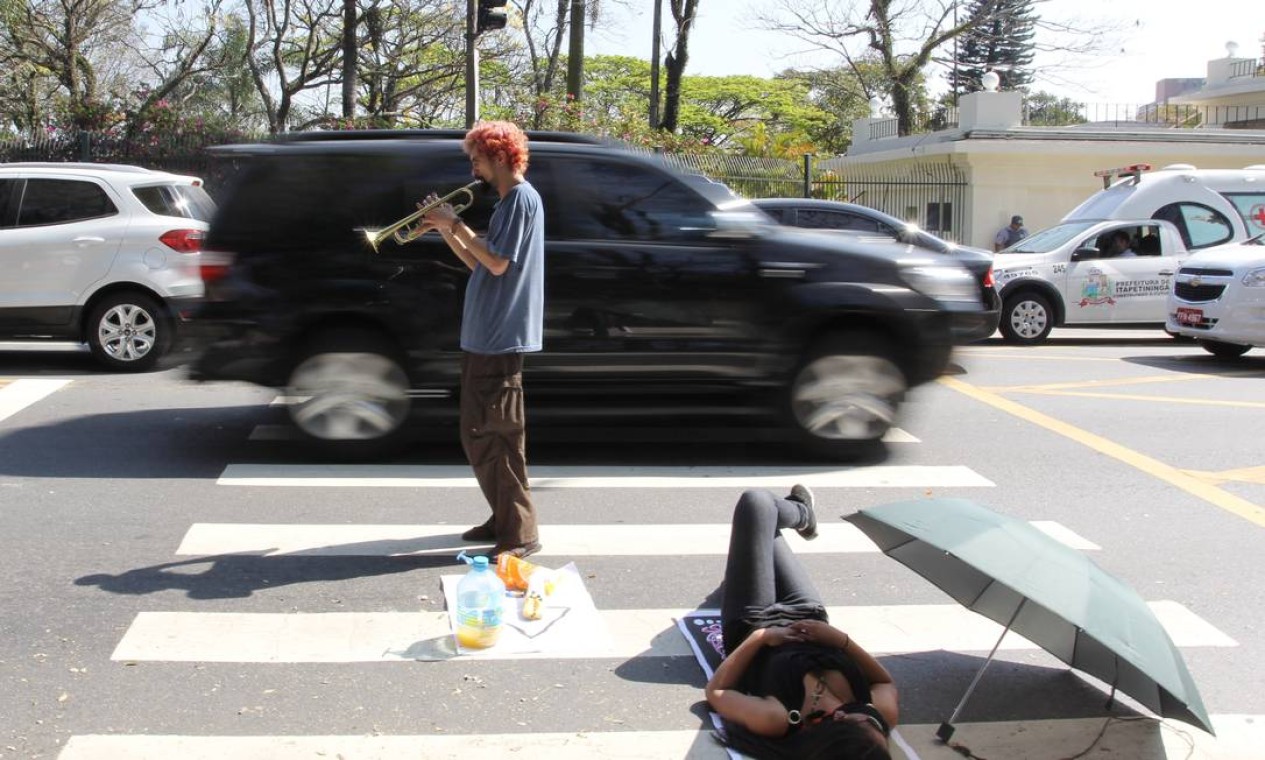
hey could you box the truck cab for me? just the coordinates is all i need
[994,219,1189,343]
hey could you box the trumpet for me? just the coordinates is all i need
[362,180,484,252]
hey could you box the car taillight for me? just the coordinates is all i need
[160,228,204,253]
[200,250,236,284]
[983,266,995,288]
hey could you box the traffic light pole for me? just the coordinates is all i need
[465,0,478,128]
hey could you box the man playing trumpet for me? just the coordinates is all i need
[416,120,544,560]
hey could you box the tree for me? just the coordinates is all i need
[353,0,466,128]
[946,0,1035,98]
[660,0,698,133]
[756,0,1119,137]
[0,0,138,130]
[776,60,909,154]
[124,0,235,139]
[1023,90,1085,126]
[243,0,345,133]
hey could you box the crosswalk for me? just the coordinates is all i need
[0,380,1255,759]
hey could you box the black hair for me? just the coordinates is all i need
[719,718,892,760]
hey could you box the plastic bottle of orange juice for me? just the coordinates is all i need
[454,554,505,649]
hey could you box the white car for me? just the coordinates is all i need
[1167,233,1265,358]
[0,163,214,370]
[993,219,1190,344]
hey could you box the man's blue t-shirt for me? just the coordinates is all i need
[460,181,545,354]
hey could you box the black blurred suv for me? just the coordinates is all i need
[184,130,986,460]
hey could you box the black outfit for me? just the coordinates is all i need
[720,489,874,720]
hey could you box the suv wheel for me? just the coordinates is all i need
[87,292,168,372]
[1000,291,1054,345]
[1199,339,1251,359]
[287,330,411,458]
[788,333,906,459]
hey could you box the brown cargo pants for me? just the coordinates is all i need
[459,352,538,548]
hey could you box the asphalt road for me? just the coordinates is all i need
[1,329,1262,759]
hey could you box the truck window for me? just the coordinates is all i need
[1153,202,1233,250]
[1221,193,1265,236]
[1006,221,1096,253]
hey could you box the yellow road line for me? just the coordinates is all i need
[1006,389,1265,409]
[939,375,1265,528]
[984,369,1265,393]
[1185,466,1265,486]
[956,351,1121,362]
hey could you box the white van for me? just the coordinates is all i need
[1063,163,1265,250]
[1167,233,1265,358]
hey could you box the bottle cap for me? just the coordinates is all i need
[472,555,489,569]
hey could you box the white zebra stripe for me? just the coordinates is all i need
[0,378,72,423]
[174,521,1099,557]
[109,601,1234,664]
[58,713,1265,760]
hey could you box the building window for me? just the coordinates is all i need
[925,202,952,233]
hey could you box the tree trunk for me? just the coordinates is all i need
[565,0,584,102]
[341,0,357,118]
[660,0,698,133]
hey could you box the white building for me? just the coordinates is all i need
[820,57,1265,250]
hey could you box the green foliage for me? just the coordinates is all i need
[948,0,1037,95]
[1023,91,1086,126]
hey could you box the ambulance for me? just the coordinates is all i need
[993,163,1265,344]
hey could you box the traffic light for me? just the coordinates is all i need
[476,0,508,35]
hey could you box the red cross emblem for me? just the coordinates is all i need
[1252,204,1265,228]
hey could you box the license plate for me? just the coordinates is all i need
[1176,307,1203,326]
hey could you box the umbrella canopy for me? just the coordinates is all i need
[845,498,1212,736]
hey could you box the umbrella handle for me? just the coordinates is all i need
[937,599,1027,743]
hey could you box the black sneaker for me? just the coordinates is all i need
[788,484,817,540]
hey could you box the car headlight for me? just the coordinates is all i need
[1243,267,1265,288]
[901,265,979,303]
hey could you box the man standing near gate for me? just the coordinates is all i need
[994,215,1028,251]
[419,121,544,560]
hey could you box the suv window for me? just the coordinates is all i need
[1153,202,1233,250]
[0,178,20,227]
[552,158,715,242]
[799,209,888,234]
[132,183,218,222]
[211,151,483,253]
[17,178,117,227]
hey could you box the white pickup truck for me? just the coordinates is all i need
[994,219,1190,344]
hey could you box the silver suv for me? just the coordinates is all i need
[0,163,214,370]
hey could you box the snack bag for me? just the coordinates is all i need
[495,553,556,595]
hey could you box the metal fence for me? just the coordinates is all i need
[815,160,968,242]
[1029,102,1265,129]
[0,131,255,196]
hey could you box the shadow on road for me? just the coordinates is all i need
[1123,353,1265,376]
[0,405,272,479]
[74,549,457,599]
[0,403,893,479]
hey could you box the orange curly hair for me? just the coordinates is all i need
[463,121,530,174]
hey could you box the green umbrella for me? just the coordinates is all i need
[844,498,1213,740]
